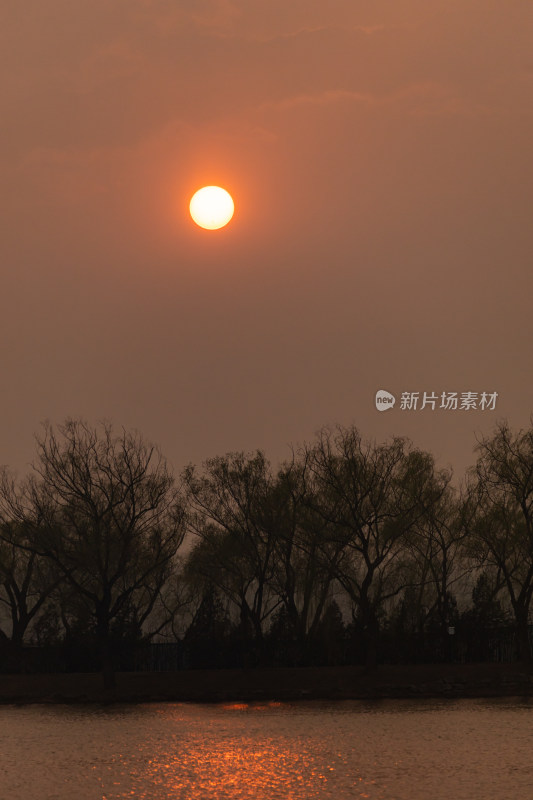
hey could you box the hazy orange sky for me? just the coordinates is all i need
[1,0,532,478]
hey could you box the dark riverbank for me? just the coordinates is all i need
[1,662,533,705]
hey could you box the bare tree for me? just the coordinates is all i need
[145,557,198,642]
[466,421,533,665]
[404,465,467,636]
[268,457,339,663]
[0,521,64,646]
[183,451,281,662]
[0,419,186,688]
[304,426,438,667]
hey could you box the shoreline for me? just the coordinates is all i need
[1,662,532,705]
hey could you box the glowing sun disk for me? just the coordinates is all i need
[189,186,234,230]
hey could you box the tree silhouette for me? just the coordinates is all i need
[467,421,533,666]
[184,451,281,664]
[0,521,63,647]
[0,419,186,688]
[304,426,440,667]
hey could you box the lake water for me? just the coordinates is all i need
[1,698,532,799]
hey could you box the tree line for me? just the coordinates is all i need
[1,417,532,686]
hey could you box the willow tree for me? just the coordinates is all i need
[0,419,186,688]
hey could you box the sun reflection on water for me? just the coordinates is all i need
[111,702,361,800]
[3,700,532,800]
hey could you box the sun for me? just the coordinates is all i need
[189,186,234,230]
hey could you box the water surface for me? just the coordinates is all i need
[0,698,531,799]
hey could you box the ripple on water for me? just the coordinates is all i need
[0,699,532,800]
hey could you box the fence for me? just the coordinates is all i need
[1,625,533,673]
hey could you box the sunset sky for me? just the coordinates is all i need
[1,0,532,480]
